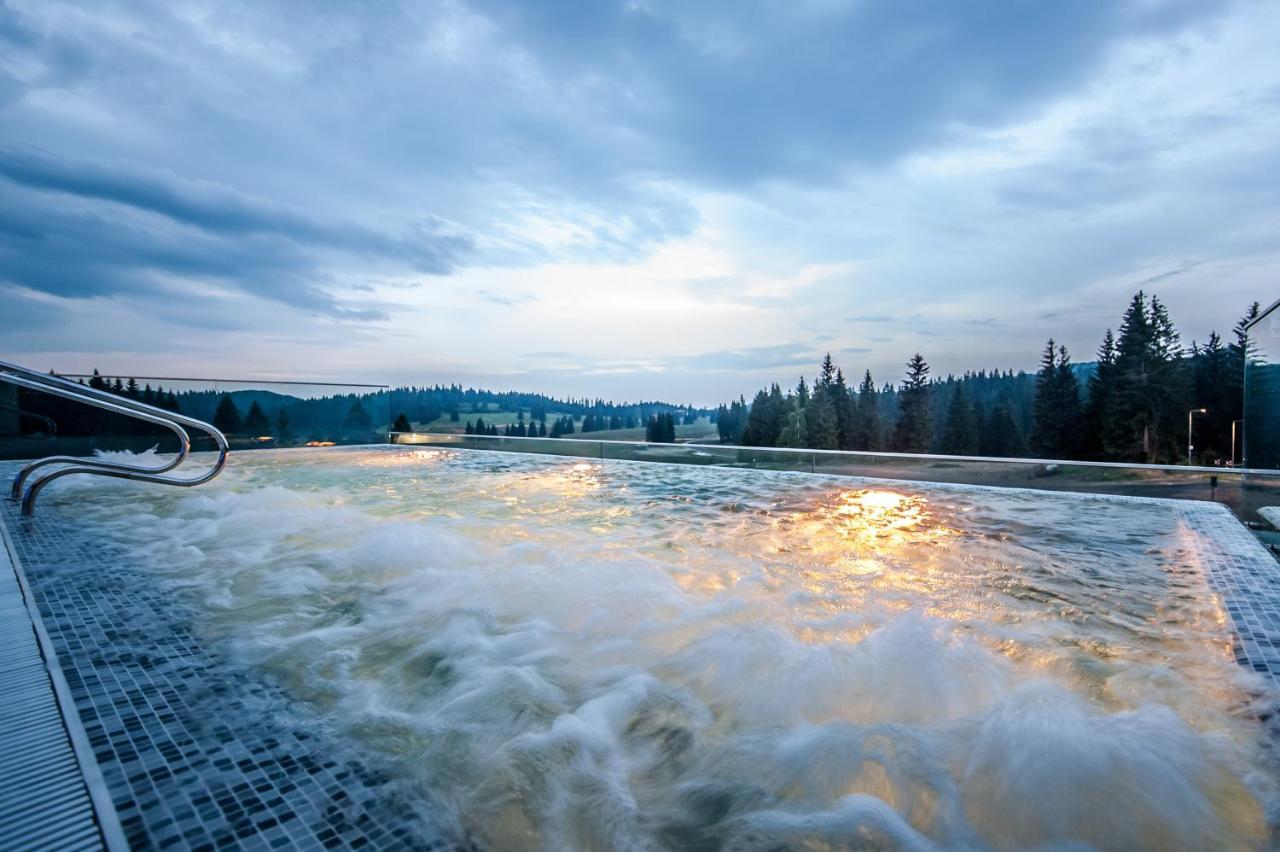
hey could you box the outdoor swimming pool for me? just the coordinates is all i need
[11,444,1280,850]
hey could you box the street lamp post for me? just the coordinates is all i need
[1232,419,1243,467]
[1187,408,1207,466]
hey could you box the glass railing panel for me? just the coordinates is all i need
[391,433,1277,523]
[811,449,1246,508]
[600,441,815,473]
[0,375,391,460]
[1245,299,1280,470]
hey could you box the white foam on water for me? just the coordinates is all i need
[54,447,1280,850]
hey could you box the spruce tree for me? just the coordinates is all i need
[1192,332,1232,462]
[243,401,270,436]
[893,354,932,452]
[1107,292,1154,460]
[776,398,809,448]
[212,393,242,435]
[275,408,295,445]
[980,397,1026,458]
[833,368,855,450]
[851,370,880,451]
[939,384,979,455]
[804,386,839,449]
[1031,340,1081,458]
[1031,339,1061,455]
[392,412,412,432]
[1226,302,1261,454]
[1081,330,1118,460]
[741,390,769,446]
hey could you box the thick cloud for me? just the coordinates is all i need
[0,0,1276,398]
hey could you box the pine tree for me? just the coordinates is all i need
[940,384,979,455]
[804,382,839,449]
[1191,332,1232,463]
[392,412,412,432]
[1031,340,1081,458]
[776,398,809,448]
[851,370,881,450]
[893,354,932,453]
[212,393,242,435]
[343,400,373,434]
[1107,292,1154,461]
[741,389,772,446]
[741,384,785,447]
[243,401,270,436]
[1081,330,1118,459]
[980,396,1026,458]
[833,368,855,449]
[275,408,295,445]
[1100,291,1191,462]
[1226,302,1261,456]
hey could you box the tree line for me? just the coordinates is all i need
[388,384,709,429]
[714,293,1259,465]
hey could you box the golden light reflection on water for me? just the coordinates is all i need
[764,489,973,628]
[797,489,958,550]
[355,448,458,466]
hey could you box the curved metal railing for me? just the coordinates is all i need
[0,360,229,515]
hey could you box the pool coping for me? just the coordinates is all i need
[0,507,127,851]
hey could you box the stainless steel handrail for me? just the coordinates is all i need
[0,360,230,515]
[5,373,193,498]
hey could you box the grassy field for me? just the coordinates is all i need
[577,417,718,443]
[410,409,557,433]
[408,412,719,442]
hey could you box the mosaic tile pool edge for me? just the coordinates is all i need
[0,493,477,852]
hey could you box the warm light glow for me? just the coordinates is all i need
[255,436,273,442]
[305,440,337,447]
[571,462,595,472]
[830,489,930,539]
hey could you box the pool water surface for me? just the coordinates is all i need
[29,445,1280,850]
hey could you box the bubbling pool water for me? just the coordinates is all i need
[60,447,1279,850]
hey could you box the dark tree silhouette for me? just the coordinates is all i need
[212,394,242,435]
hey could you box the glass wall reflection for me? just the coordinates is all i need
[1245,300,1280,470]
[0,374,391,459]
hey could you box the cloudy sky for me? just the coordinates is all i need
[1,0,1277,404]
